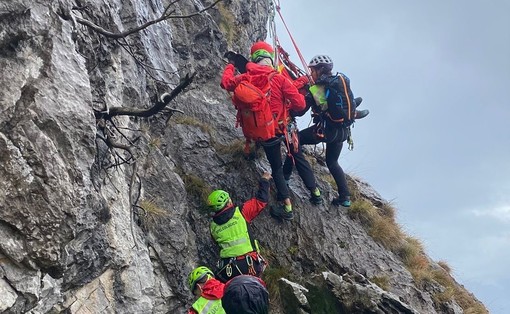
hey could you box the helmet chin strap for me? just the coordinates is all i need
[192,283,203,296]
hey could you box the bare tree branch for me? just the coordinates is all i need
[116,38,176,85]
[129,162,140,249]
[95,72,194,118]
[74,0,222,39]
[118,38,178,74]
[163,0,182,16]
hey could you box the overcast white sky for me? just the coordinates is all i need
[272,1,510,313]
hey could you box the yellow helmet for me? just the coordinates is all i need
[207,190,230,212]
[188,266,214,291]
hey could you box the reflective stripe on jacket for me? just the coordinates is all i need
[191,296,225,314]
[210,207,254,258]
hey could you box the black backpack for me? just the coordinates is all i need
[314,73,356,127]
[222,275,269,314]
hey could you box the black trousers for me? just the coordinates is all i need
[297,125,351,201]
[263,137,317,201]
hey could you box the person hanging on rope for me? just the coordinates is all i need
[221,41,323,221]
[294,55,369,207]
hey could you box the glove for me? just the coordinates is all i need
[293,75,310,90]
[223,51,237,65]
[223,51,248,73]
[297,84,310,96]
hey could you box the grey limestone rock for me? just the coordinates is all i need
[0,0,486,313]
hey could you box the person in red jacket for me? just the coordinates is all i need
[187,266,225,314]
[221,41,323,221]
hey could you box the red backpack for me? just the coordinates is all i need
[232,72,277,143]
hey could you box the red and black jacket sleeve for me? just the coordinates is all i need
[220,64,241,91]
[240,178,270,223]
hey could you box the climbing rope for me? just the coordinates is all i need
[272,0,313,83]
[268,1,280,70]
[268,0,310,80]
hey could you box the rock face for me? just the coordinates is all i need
[0,1,486,314]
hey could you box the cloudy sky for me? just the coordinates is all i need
[272,1,510,313]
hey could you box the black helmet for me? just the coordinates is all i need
[222,275,269,314]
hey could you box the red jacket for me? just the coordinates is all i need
[188,278,225,314]
[221,63,306,133]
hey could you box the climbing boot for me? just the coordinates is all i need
[355,109,369,120]
[270,204,294,221]
[309,188,323,205]
[332,196,351,207]
[354,97,363,108]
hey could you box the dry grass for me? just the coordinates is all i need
[213,139,265,172]
[217,2,236,46]
[344,181,489,313]
[370,275,390,291]
[214,139,245,155]
[320,173,338,191]
[139,199,168,227]
[433,285,456,304]
[396,237,430,282]
[347,200,378,226]
[287,246,299,256]
[369,217,403,252]
[454,289,489,314]
[261,267,290,306]
[181,173,211,212]
[430,269,489,313]
[437,260,452,273]
[173,115,211,134]
[213,139,259,170]
[379,202,396,219]
[147,137,161,149]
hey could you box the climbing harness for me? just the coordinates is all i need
[216,252,265,281]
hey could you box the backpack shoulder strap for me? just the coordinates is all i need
[336,73,353,121]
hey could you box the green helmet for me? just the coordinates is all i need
[251,49,275,63]
[188,266,214,291]
[207,190,230,211]
[250,41,275,63]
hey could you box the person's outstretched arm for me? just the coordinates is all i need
[280,76,306,113]
[220,64,239,91]
[240,172,272,223]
